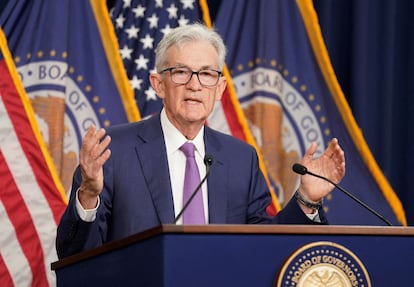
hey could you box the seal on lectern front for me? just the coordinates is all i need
[275,241,371,287]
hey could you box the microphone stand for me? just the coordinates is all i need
[174,155,213,224]
[292,163,392,226]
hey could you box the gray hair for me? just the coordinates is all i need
[154,23,227,72]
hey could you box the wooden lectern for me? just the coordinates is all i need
[51,225,414,286]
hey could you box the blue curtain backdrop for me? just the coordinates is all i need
[207,0,414,225]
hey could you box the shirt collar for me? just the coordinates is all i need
[160,108,205,156]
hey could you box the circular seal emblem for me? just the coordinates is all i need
[16,58,101,195]
[276,241,371,287]
[229,66,329,204]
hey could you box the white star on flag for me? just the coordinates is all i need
[110,0,201,112]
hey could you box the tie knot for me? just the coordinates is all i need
[180,142,195,158]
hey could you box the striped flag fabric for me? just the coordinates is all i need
[0,0,140,285]
[213,0,406,225]
[0,28,66,286]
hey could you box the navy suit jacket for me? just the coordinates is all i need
[56,114,326,258]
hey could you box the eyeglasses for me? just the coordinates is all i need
[160,66,223,87]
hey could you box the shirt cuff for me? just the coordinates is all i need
[75,188,100,222]
[306,210,321,222]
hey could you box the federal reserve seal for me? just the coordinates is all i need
[16,57,102,195]
[230,65,328,205]
[276,241,371,287]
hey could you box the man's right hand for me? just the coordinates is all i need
[78,125,111,209]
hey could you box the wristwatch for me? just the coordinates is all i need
[294,190,322,211]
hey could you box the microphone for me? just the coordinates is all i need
[174,154,213,224]
[292,163,392,226]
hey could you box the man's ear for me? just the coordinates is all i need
[149,73,165,99]
[215,76,227,101]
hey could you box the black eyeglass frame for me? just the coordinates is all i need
[159,66,223,87]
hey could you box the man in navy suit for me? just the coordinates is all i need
[56,23,345,259]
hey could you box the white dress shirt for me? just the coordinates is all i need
[160,108,209,224]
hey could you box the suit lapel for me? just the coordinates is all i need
[204,127,228,223]
[134,119,230,224]
[134,115,175,224]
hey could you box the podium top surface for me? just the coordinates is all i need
[51,224,414,270]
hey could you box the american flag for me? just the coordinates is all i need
[109,0,202,117]
[0,28,67,286]
[0,0,140,285]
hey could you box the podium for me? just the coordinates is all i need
[51,225,414,286]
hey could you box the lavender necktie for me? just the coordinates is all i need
[180,142,205,224]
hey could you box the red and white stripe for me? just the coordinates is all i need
[0,57,66,286]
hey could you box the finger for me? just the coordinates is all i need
[97,148,111,166]
[90,135,111,160]
[80,147,111,181]
[302,142,318,164]
[325,138,340,158]
[330,139,345,162]
[85,125,106,142]
[83,125,97,143]
[82,127,107,154]
[82,127,97,152]
[327,139,346,174]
